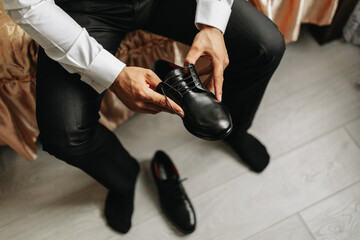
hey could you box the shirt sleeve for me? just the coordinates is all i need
[195,0,234,34]
[3,0,125,93]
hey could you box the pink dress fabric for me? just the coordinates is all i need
[250,0,339,43]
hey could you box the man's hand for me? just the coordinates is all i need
[185,24,229,102]
[109,66,184,117]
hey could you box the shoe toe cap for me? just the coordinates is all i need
[215,117,233,133]
[173,213,196,234]
[163,201,196,234]
[182,92,233,140]
[199,108,233,140]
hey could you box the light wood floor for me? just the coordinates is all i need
[1,27,360,240]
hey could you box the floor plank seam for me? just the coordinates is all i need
[0,216,29,233]
[341,116,360,131]
[0,181,106,231]
[344,125,360,149]
[260,59,360,109]
[298,212,316,240]
[241,214,298,240]
[268,123,355,160]
[297,178,360,219]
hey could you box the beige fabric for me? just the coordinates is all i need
[0,4,39,161]
[250,0,339,43]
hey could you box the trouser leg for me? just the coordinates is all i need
[36,4,139,195]
[141,0,285,136]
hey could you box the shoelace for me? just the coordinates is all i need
[163,177,188,200]
[160,74,197,117]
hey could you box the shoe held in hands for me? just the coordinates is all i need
[152,59,233,141]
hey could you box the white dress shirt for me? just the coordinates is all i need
[3,0,234,93]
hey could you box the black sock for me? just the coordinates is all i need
[104,187,136,234]
[225,133,270,173]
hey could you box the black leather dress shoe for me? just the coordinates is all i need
[151,150,196,234]
[152,59,233,141]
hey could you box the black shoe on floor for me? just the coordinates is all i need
[151,150,196,234]
[152,59,233,141]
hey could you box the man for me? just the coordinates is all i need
[3,0,285,234]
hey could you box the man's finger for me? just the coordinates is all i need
[212,59,224,102]
[136,107,159,115]
[145,70,161,89]
[145,88,185,117]
[184,46,203,66]
[141,102,164,113]
[207,75,215,94]
[145,102,173,114]
[143,68,185,116]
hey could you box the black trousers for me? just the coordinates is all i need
[36,0,285,195]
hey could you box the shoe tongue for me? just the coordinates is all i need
[164,68,185,84]
[160,174,179,183]
[170,174,179,181]
[164,68,194,95]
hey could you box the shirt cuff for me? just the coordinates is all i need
[81,49,126,93]
[195,0,232,34]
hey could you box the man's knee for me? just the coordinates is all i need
[258,25,286,65]
[38,125,97,160]
[226,0,286,66]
